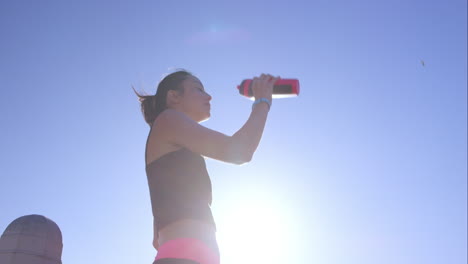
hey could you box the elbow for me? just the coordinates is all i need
[227,137,254,165]
[232,152,253,165]
[226,138,255,165]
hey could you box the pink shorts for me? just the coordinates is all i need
[154,237,220,264]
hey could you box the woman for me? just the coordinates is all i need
[135,70,278,264]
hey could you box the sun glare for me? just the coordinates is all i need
[216,193,292,264]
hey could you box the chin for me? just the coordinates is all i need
[199,113,211,123]
[199,117,210,123]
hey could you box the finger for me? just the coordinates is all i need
[253,77,259,84]
[259,75,268,83]
[268,75,277,83]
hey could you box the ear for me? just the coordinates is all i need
[166,90,181,106]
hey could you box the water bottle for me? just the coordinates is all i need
[237,78,300,99]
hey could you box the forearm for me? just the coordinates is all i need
[231,102,270,160]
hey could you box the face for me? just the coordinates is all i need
[171,76,212,122]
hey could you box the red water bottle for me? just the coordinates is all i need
[237,78,300,98]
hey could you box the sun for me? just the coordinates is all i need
[215,193,292,264]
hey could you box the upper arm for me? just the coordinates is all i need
[155,109,251,164]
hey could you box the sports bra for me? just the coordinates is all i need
[145,147,217,234]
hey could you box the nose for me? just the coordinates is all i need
[206,92,212,101]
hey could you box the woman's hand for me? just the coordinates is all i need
[252,73,280,102]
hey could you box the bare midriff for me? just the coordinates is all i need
[156,218,219,255]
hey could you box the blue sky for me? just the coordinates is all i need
[0,1,466,263]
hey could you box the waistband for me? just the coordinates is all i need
[155,237,220,264]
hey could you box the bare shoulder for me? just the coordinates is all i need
[156,108,196,128]
[154,108,202,142]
